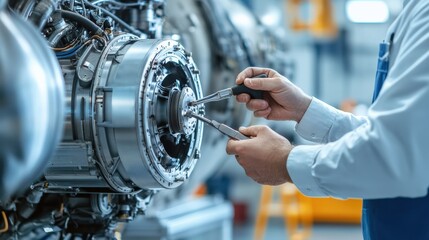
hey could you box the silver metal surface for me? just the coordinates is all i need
[177,87,198,135]
[96,38,203,189]
[0,10,65,200]
[123,196,233,240]
[44,37,204,192]
[0,0,210,237]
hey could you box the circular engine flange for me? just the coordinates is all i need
[91,36,204,191]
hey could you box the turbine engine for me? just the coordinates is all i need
[1,0,204,237]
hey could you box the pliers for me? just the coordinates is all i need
[188,74,266,106]
[186,73,267,140]
[185,111,249,140]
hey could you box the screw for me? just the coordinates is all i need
[194,149,201,159]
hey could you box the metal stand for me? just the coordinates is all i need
[122,196,233,240]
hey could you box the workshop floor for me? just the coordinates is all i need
[233,218,363,240]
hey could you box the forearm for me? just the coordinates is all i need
[288,94,429,199]
[288,132,429,199]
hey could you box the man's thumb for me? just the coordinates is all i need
[239,125,266,137]
[244,77,281,91]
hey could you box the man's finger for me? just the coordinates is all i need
[254,108,271,118]
[236,94,250,103]
[244,77,283,91]
[236,67,271,84]
[246,99,269,111]
[226,139,240,155]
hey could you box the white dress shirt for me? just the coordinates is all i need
[287,0,429,199]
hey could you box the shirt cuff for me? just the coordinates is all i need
[295,97,337,143]
[287,145,328,197]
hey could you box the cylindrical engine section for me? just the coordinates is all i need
[93,37,203,190]
[45,36,203,193]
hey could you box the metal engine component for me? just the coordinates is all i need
[0,1,64,201]
[0,0,205,237]
[118,0,164,38]
[0,0,291,237]
[47,37,203,192]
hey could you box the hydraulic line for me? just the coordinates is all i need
[0,211,8,233]
[28,0,56,29]
[59,9,104,36]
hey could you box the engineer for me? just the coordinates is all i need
[226,1,429,239]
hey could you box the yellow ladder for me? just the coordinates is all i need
[254,184,313,240]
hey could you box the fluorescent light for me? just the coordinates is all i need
[260,8,281,27]
[346,0,389,23]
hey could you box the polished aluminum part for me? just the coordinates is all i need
[0,9,65,200]
[45,37,204,192]
[123,196,233,239]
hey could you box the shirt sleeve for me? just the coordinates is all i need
[287,3,429,199]
[295,98,368,143]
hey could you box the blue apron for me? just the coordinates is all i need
[362,35,429,240]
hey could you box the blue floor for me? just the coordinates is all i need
[233,218,363,240]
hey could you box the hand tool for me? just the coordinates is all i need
[185,111,249,140]
[188,73,267,106]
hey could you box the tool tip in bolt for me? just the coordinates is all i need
[184,110,193,117]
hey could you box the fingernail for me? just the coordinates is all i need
[239,126,246,131]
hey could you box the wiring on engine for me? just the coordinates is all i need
[0,211,9,233]
[55,35,105,59]
[52,37,80,51]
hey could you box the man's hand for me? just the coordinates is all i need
[226,125,293,185]
[236,67,312,122]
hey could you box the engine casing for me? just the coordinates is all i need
[44,36,204,193]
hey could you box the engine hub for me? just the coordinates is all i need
[168,86,198,135]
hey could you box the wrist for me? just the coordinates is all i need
[282,144,294,183]
[296,95,312,123]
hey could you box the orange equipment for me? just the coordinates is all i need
[287,0,337,37]
[254,184,312,240]
[254,184,362,240]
